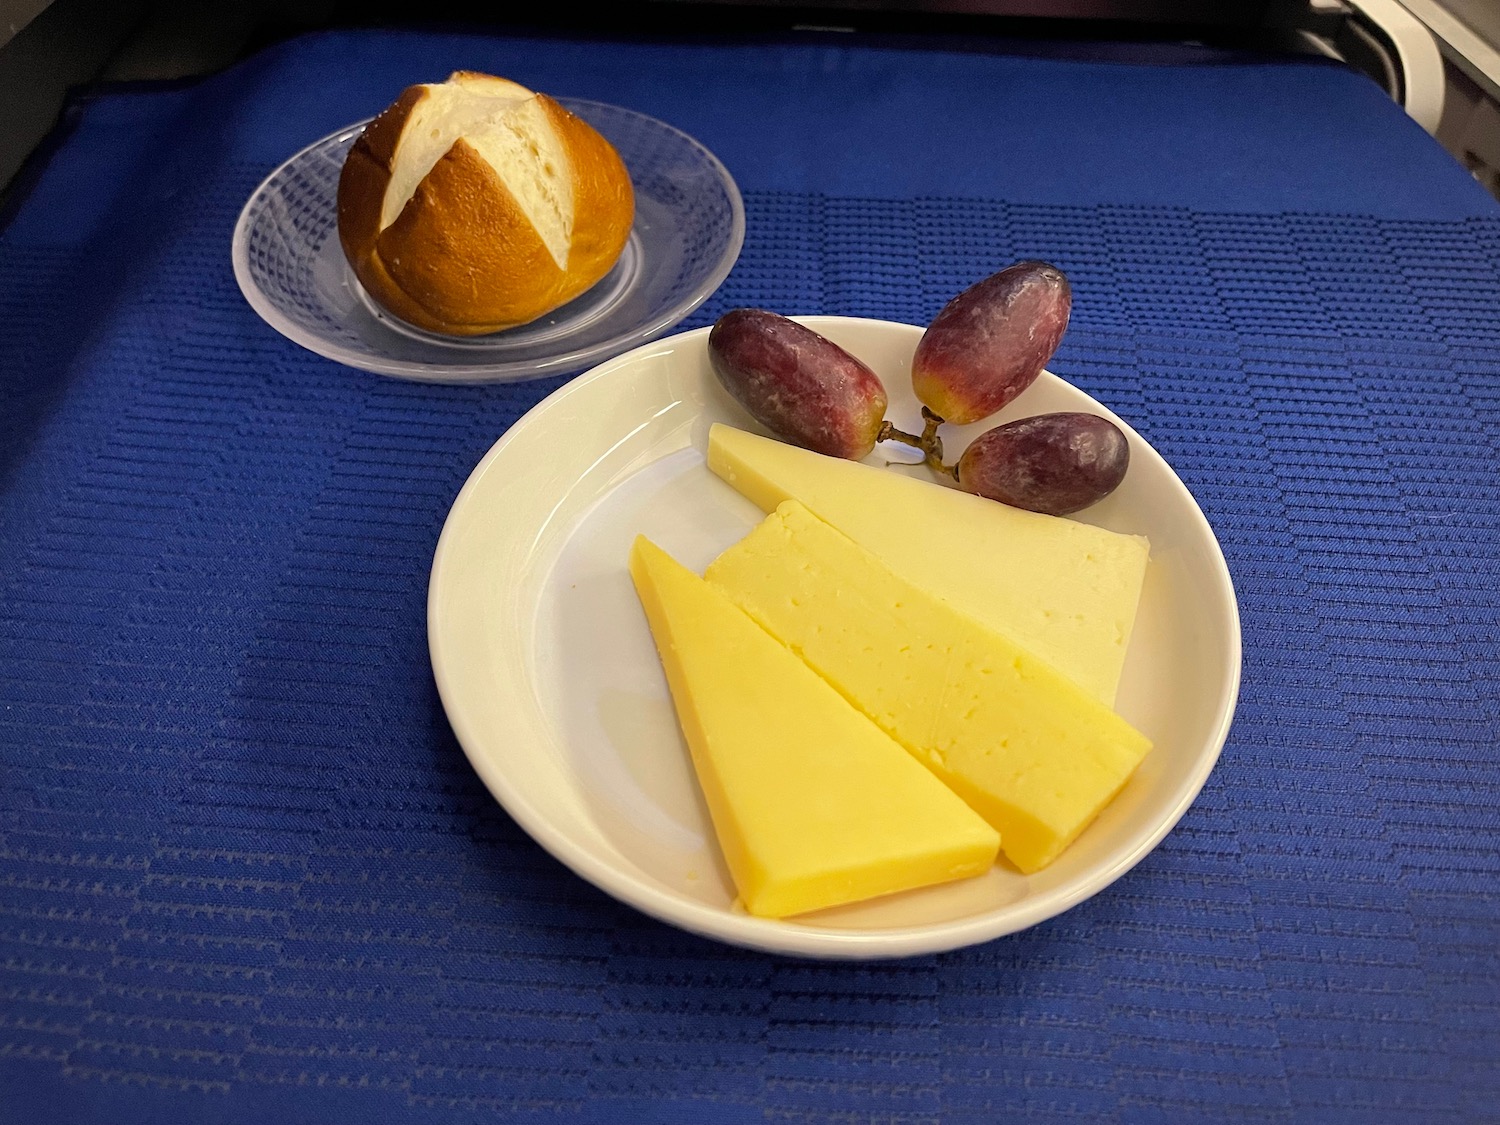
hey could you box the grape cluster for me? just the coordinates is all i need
[707,262,1129,516]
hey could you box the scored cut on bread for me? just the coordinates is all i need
[337,72,635,336]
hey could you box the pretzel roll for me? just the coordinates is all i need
[337,72,635,335]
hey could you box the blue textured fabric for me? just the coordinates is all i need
[3,26,1499,1125]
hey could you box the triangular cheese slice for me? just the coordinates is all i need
[705,503,1152,874]
[707,423,1149,707]
[629,536,999,918]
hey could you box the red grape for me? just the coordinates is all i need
[913,262,1072,425]
[709,310,888,460]
[956,413,1129,516]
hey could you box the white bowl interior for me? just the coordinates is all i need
[428,317,1241,958]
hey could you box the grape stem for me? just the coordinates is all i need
[877,408,959,481]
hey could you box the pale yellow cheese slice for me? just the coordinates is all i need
[629,536,1000,918]
[707,423,1149,707]
[704,502,1152,874]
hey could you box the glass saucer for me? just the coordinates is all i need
[231,100,744,384]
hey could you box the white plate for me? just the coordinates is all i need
[231,101,744,383]
[428,317,1241,959]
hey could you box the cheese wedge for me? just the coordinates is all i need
[629,536,1000,918]
[707,423,1149,706]
[705,502,1152,874]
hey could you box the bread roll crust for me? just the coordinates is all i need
[336,76,635,336]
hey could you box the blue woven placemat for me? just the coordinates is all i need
[3,27,1499,1125]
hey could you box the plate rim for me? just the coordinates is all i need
[230,100,746,383]
[428,315,1244,959]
